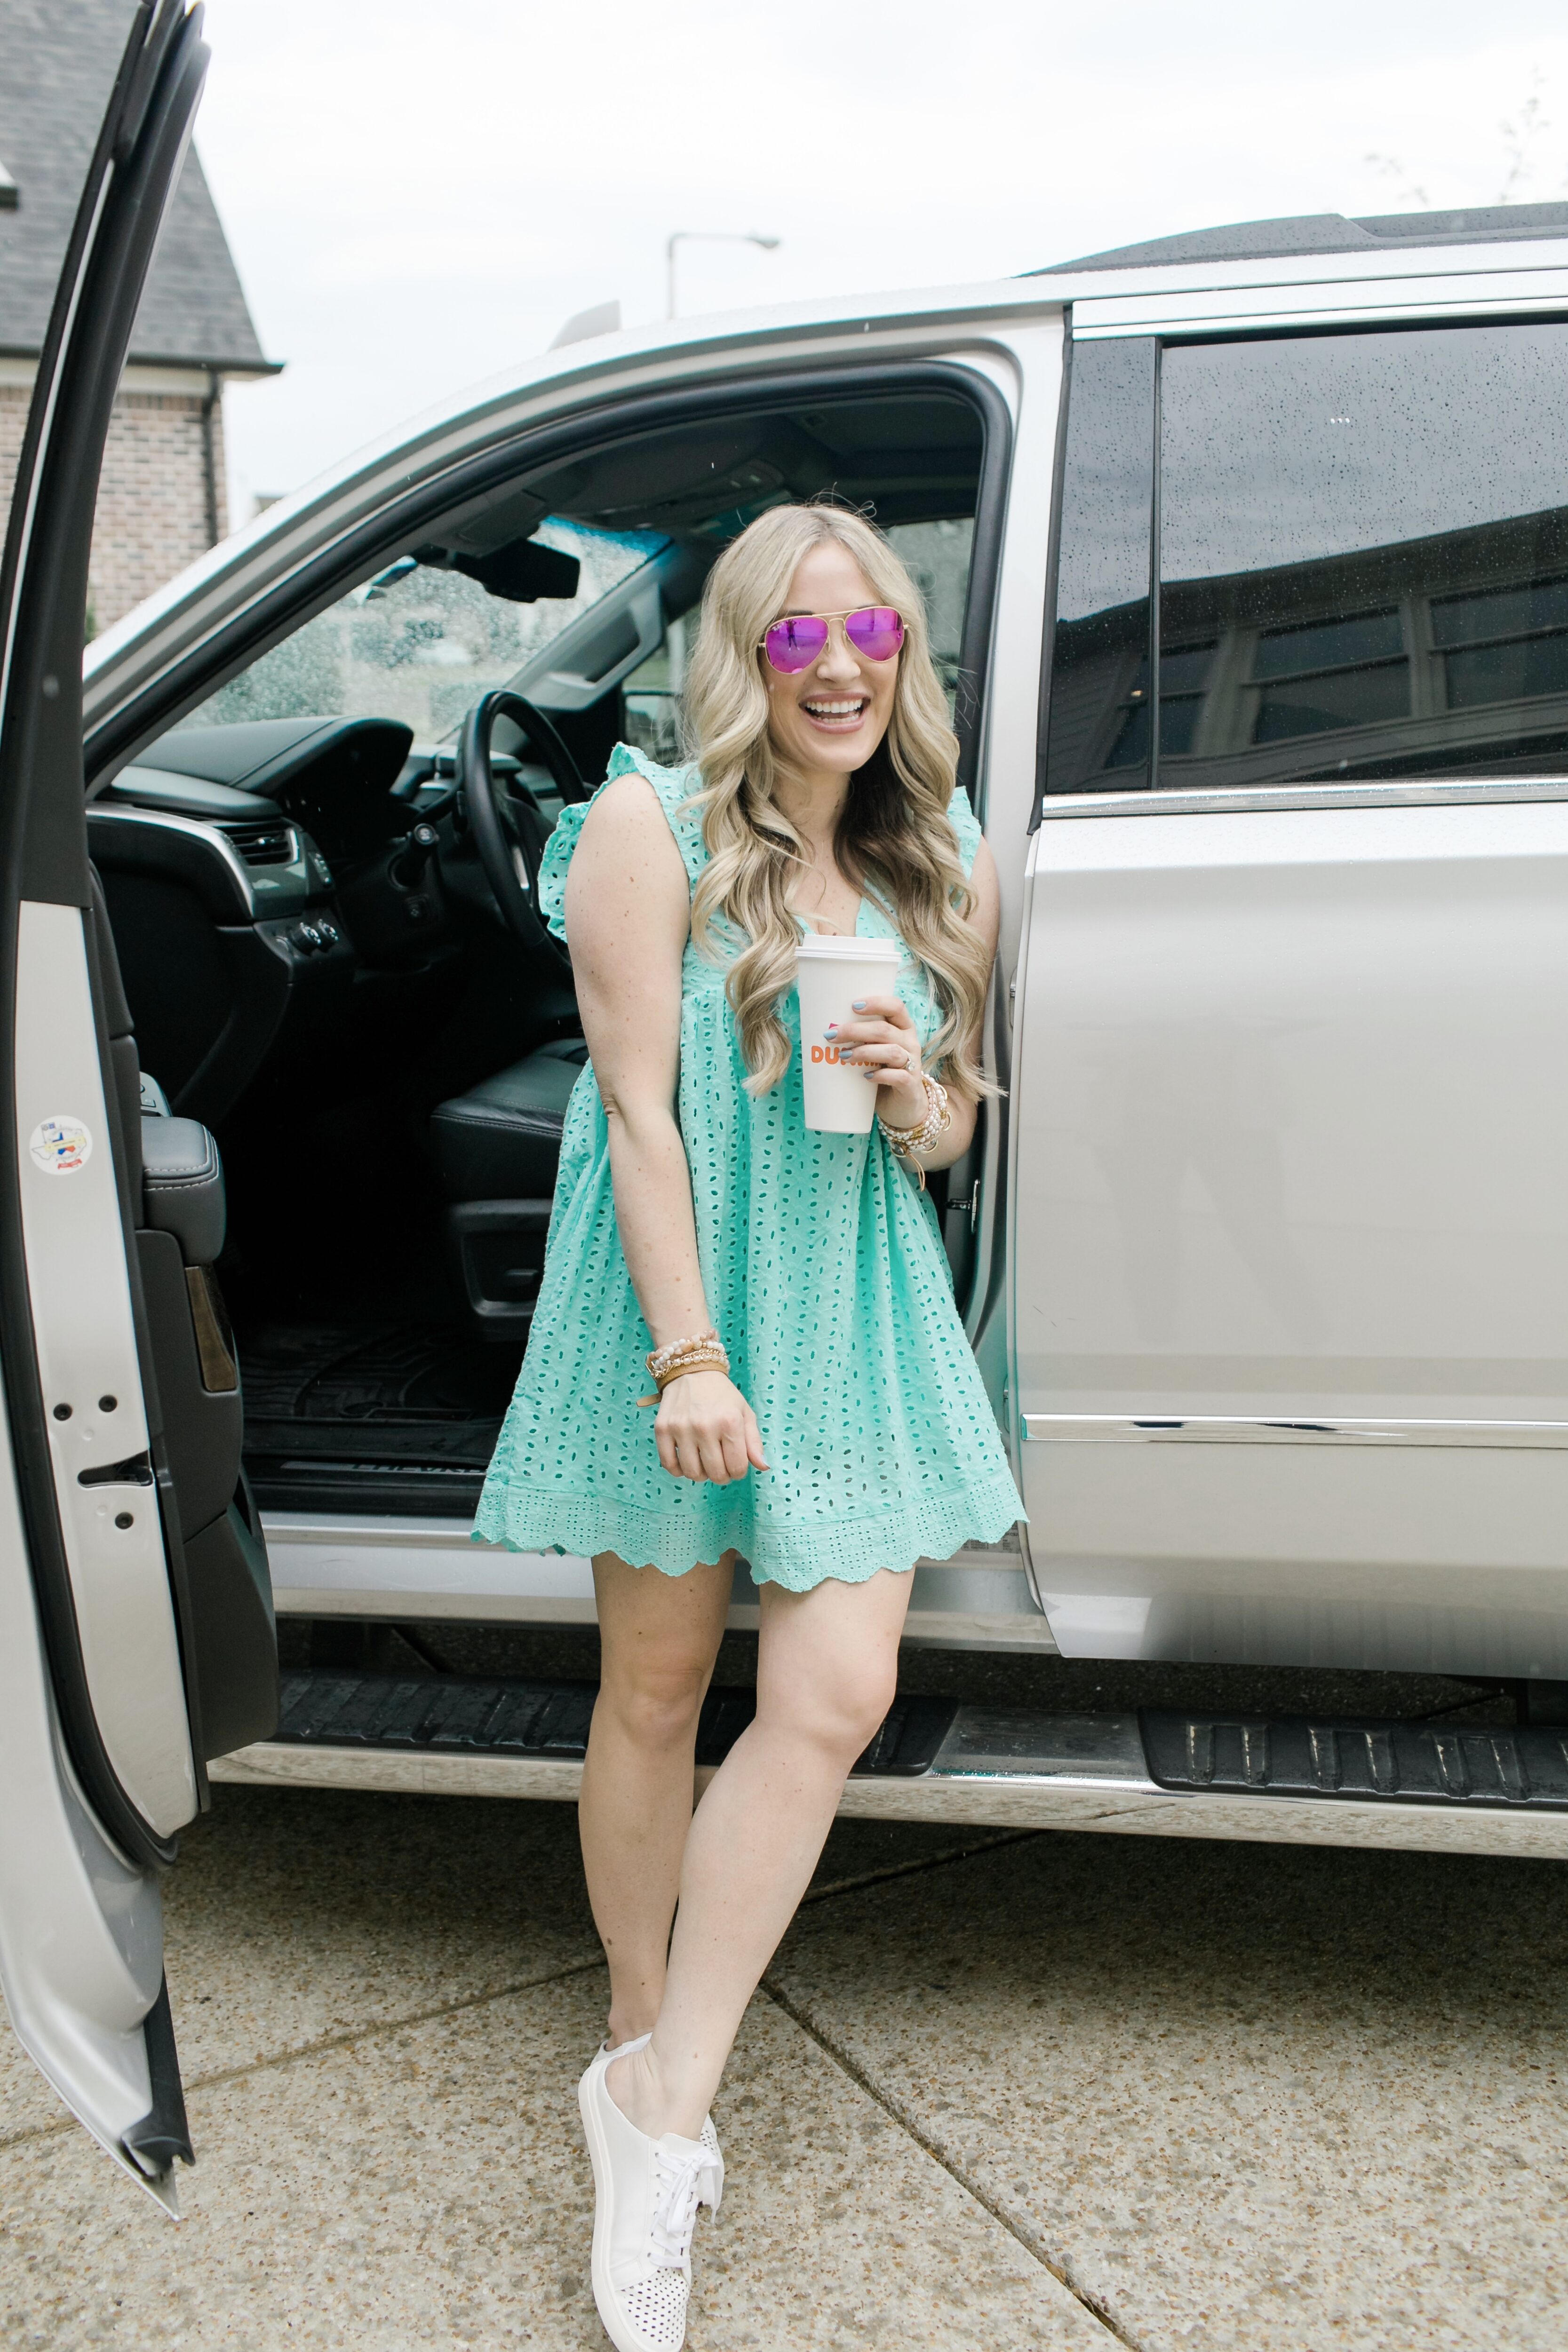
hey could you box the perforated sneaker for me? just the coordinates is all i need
[596,2037,723,2211]
[580,2043,711,2352]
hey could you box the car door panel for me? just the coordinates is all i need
[1030,1438,1568,1674]
[1017,793,1568,1672]
[0,0,272,2209]
[17,898,197,1832]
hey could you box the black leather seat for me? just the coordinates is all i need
[430,1038,589,1204]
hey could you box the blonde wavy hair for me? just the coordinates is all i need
[683,502,991,1099]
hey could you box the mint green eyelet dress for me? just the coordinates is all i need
[473,743,1024,1590]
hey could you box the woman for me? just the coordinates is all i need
[476,500,1023,2352]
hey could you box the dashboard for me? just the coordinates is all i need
[100,713,415,866]
[86,713,469,1125]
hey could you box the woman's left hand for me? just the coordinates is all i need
[826,993,926,1128]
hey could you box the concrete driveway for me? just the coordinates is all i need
[4,1652,1566,2350]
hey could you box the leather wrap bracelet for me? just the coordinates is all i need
[638,1328,731,1406]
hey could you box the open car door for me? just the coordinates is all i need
[0,0,276,2213]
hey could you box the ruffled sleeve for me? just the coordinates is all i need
[536,797,592,942]
[537,742,707,943]
[947,784,982,879]
[606,742,708,883]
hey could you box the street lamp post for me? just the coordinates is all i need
[666,230,780,320]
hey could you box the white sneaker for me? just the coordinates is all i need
[597,2038,723,2212]
[580,2042,711,2352]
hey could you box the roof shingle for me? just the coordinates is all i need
[0,0,274,372]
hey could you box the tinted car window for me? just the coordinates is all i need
[1157,325,1568,788]
[1041,338,1156,799]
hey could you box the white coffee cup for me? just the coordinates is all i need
[795,935,904,1133]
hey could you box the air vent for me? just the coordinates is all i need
[217,818,297,867]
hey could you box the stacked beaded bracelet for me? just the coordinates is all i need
[638,1328,731,1406]
[877,1072,951,1191]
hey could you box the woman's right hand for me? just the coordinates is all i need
[655,1368,769,1485]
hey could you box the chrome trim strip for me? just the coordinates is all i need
[85,802,260,916]
[207,1739,1568,1858]
[1023,1414,1568,1447]
[1037,776,1568,821]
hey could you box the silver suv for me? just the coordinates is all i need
[9,1,1568,2210]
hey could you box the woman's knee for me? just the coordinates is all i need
[838,1659,899,1756]
[597,1647,712,1750]
[764,1653,899,1765]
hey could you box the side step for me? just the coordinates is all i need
[1141,1708,1568,1806]
[259,1671,957,1777]
[208,1677,1568,1860]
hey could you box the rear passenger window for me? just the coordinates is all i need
[1043,321,1568,795]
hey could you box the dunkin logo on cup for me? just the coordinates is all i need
[810,1043,847,1065]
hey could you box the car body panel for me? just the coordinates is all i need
[1014,772,1568,1675]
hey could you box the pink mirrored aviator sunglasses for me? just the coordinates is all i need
[759,605,906,674]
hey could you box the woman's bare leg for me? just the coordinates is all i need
[579,1550,732,2048]
[607,1566,912,2140]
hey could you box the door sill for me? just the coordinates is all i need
[258,1516,1051,1647]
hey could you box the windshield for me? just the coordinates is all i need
[173,520,664,743]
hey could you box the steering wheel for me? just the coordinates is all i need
[456,689,588,954]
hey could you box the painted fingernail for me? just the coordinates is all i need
[825,1023,838,1036]
[852,999,867,1011]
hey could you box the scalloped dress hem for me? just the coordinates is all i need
[470,1469,1023,1590]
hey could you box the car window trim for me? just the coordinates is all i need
[1036,311,1568,823]
[88,361,1015,815]
[1036,774,1568,818]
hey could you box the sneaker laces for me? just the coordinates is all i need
[648,2142,708,2269]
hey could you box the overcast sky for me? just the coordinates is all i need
[193,0,1568,521]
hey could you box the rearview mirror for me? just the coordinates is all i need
[413,535,581,604]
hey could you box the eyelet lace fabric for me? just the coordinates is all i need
[474,743,1025,1589]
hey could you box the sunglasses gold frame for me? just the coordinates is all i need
[757,605,907,666]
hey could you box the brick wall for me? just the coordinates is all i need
[0,375,227,637]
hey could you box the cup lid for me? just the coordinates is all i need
[794,934,901,961]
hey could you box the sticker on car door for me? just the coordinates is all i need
[28,1115,93,1173]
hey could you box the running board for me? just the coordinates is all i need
[207,1678,1568,1860]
